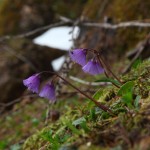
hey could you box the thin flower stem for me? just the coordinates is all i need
[88,49,110,78]
[88,48,122,85]
[101,56,122,84]
[55,73,113,114]
[96,55,120,88]
[96,53,122,85]
[40,71,113,114]
[45,101,51,125]
[96,55,111,78]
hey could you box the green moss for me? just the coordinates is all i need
[0,56,149,149]
[23,60,150,149]
[79,145,109,150]
[0,99,49,149]
[93,86,117,103]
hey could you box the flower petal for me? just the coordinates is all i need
[69,49,87,66]
[39,83,56,102]
[82,60,104,75]
[23,74,40,93]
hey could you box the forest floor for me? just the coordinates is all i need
[0,60,150,150]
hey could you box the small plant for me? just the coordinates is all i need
[23,48,122,114]
[117,81,135,107]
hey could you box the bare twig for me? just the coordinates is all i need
[59,15,73,23]
[0,21,69,42]
[0,94,38,114]
[0,98,21,107]
[122,45,144,74]
[122,34,150,74]
[1,44,38,72]
[83,21,150,29]
[1,16,150,42]
[0,94,37,108]
[69,19,80,42]
[69,75,111,86]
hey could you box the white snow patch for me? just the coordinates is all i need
[33,26,79,71]
[34,26,79,50]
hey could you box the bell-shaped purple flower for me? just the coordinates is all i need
[39,83,56,102]
[69,49,87,66]
[82,60,104,75]
[23,74,40,93]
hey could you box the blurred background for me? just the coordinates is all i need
[0,0,150,149]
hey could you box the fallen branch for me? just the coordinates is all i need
[0,94,37,114]
[1,16,150,42]
[122,34,150,74]
[69,75,111,86]
[0,21,70,42]
[83,21,150,29]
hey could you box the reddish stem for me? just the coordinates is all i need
[41,71,113,114]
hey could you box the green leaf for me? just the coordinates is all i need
[101,111,110,119]
[80,122,90,132]
[65,120,80,135]
[31,118,39,126]
[41,130,61,149]
[72,117,89,132]
[72,117,86,126]
[41,130,53,142]
[121,92,133,107]
[111,145,122,150]
[10,144,21,150]
[117,81,134,96]
[132,59,142,69]
[89,108,96,120]
[59,134,70,143]
[134,95,141,108]
[93,89,103,100]
[0,141,8,149]
[118,81,135,107]
[95,77,121,86]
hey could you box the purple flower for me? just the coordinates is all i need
[69,49,87,66]
[23,74,40,93]
[39,83,56,102]
[82,60,104,75]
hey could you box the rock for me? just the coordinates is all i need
[0,39,66,104]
